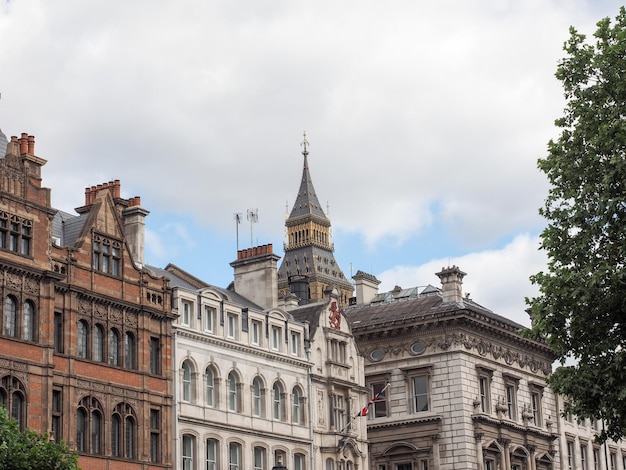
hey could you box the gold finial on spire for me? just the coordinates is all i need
[300,131,309,156]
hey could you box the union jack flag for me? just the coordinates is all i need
[357,383,390,417]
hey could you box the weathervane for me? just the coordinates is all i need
[300,131,309,156]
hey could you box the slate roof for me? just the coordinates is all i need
[344,287,525,334]
[147,264,263,311]
[51,209,89,247]
[288,152,328,223]
[289,300,327,338]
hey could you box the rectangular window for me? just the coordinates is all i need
[182,301,192,326]
[593,448,600,470]
[503,376,518,420]
[567,441,574,470]
[0,215,31,256]
[229,442,241,470]
[412,375,429,412]
[530,387,542,426]
[204,306,215,332]
[610,452,616,470]
[251,320,261,345]
[485,461,494,470]
[368,382,388,418]
[290,331,301,356]
[150,409,160,463]
[149,337,160,375]
[477,368,492,414]
[581,444,587,469]
[294,453,305,470]
[92,236,121,276]
[271,326,281,350]
[53,312,63,354]
[227,313,238,339]
[333,394,345,431]
[52,388,62,444]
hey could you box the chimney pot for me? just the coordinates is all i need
[27,135,35,154]
[19,133,28,154]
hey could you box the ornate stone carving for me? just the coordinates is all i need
[110,307,122,323]
[6,273,20,290]
[94,303,107,320]
[78,299,91,316]
[125,311,138,328]
[24,277,38,294]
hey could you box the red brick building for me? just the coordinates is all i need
[0,131,174,469]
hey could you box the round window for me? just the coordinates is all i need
[410,342,426,355]
[369,349,385,361]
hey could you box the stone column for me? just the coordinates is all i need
[475,433,485,470]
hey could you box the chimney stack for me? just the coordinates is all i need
[353,270,381,305]
[230,244,280,309]
[436,265,466,304]
[123,196,149,268]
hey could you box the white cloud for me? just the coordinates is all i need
[376,234,548,327]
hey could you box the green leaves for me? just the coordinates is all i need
[0,407,78,470]
[527,6,626,442]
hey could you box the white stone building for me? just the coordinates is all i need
[344,266,561,470]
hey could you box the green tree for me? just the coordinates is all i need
[527,6,626,442]
[0,406,79,470]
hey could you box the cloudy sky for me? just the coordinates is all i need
[0,0,621,326]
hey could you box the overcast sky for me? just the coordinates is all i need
[1,0,622,327]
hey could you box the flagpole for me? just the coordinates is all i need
[341,382,390,433]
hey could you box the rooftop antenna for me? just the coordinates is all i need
[234,212,242,251]
[247,208,258,247]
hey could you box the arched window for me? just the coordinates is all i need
[22,301,34,341]
[112,403,136,459]
[0,375,26,431]
[292,386,303,424]
[228,372,239,412]
[4,296,16,337]
[205,367,215,407]
[273,382,283,420]
[77,320,88,358]
[253,446,266,470]
[109,329,119,365]
[93,324,104,362]
[76,396,103,454]
[206,438,218,470]
[326,458,335,470]
[252,377,263,417]
[182,434,195,470]
[182,361,194,402]
[229,442,241,470]
[124,332,135,369]
[294,453,306,470]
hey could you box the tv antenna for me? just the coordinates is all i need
[234,213,242,251]
[247,209,258,246]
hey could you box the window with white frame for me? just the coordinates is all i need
[182,360,194,402]
[181,301,192,326]
[205,367,215,407]
[204,306,215,332]
[412,374,429,413]
[580,443,587,469]
[610,452,616,470]
[251,320,262,345]
[530,386,542,426]
[567,441,574,470]
[253,377,264,417]
[294,453,305,470]
[229,442,241,470]
[271,326,281,350]
[227,313,238,339]
[273,382,283,420]
[477,367,492,414]
[206,438,218,470]
[367,381,388,418]
[333,393,345,430]
[593,448,600,470]
[292,386,303,424]
[182,434,194,470]
[254,446,266,470]
[504,376,518,420]
[290,331,301,356]
[228,372,240,412]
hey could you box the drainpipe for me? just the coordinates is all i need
[304,321,315,470]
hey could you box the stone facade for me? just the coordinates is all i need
[0,132,175,469]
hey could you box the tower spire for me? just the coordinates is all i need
[300,131,309,156]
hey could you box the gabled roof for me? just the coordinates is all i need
[51,209,89,247]
[148,264,264,311]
